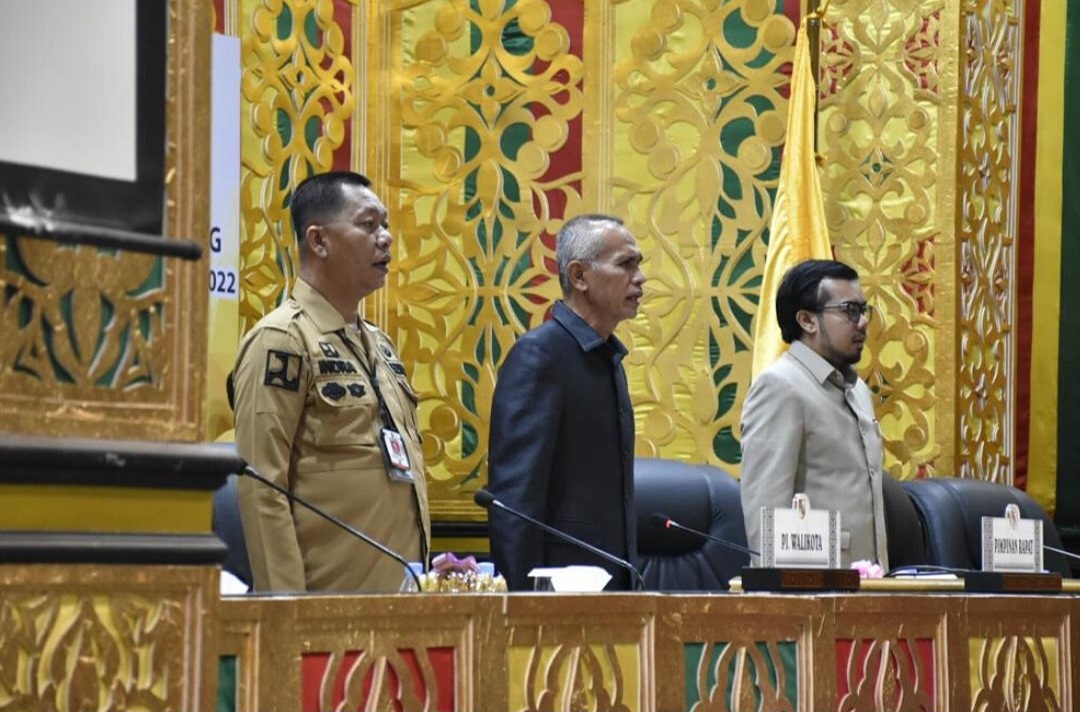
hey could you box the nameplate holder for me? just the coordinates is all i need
[981,504,1043,573]
[760,498,840,569]
[963,571,1062,594]
[741,567,861,592]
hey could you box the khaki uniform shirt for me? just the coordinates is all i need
[232,278,430,592]
[740,340,888,570]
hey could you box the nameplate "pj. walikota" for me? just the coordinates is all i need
[761,498,840,569]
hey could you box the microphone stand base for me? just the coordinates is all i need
[741,567,861,593]
[963,571,1062,594]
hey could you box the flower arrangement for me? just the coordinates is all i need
[416,552,507,593]
[851,559,884,579]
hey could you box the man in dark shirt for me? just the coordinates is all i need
[486,214,646,590]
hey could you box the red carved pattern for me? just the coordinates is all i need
[529,1,583,315]
[903,10,942,94]
[900,235,936,316]
[836,638,935,711]
[819,25,856,99]
[301,647,455,712]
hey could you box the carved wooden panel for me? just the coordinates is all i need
[0,0,210,442]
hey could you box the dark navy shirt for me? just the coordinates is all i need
[487,301,637,590]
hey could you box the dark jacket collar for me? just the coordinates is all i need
[552,301,628,359]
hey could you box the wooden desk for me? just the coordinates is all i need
[218,588,1076,711]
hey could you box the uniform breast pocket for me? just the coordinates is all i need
[312,376,379,447]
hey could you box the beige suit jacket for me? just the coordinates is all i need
[740,340,888,570]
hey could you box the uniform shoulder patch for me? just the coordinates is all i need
[264,350,302,391]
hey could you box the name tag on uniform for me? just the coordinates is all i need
[380,427,415,483]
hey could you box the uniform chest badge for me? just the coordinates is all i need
[348,382,366,398]
[377,338,407,375]
[321,382,346,400]
[318,341,340,358]
[377,339,397,361]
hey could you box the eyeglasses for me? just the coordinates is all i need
[817,301,874,324]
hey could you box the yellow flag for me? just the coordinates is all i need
[751,18,832,380]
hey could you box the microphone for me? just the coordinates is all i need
[241,465,421,591]
[474,489,646,591]
[1044,544,1080,563]
[1044,543,1080,576]
[0,213,202,261]
[649,512,760,558]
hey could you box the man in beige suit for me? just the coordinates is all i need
[231,171,430,592]
[740,259,888,570]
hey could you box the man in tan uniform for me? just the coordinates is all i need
[231,171,430,592]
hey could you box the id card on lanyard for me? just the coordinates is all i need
[343,326,417,483]
[379,426,415,482]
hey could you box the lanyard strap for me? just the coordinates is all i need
[338,326,400,432]
[340,325,429,565]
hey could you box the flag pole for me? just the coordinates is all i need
[806,0,826,152]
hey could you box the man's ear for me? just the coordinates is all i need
[304,225,328,259]
[795,308,818,335]
[567,260,589,292]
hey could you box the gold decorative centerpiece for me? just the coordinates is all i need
[415,552,507,593]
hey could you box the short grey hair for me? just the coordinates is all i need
[555,214,625,296]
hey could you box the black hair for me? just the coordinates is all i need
[290,171,372,252]
[775,259,859,343]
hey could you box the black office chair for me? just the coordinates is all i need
[881,472,929,569]
[901,476,1071,576]
[210,454,253,588]
[634,458,750,591]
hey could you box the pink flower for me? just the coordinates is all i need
[851,559,884,579]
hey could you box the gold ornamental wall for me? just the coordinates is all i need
[956,0,1023,485]
[223,0,1028,520]
[226,0,799,520]
[819,0,1023,484]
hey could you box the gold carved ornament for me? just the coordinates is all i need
[610,0,796,468]
[238,0,356,332]
[819,0,954,478]
[388,0,583,514]
[957,0,1022,484]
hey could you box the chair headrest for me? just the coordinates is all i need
[635,458,714,556]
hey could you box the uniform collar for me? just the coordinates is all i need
[552,301,628,358]
[787,340,857,389]
[292,278,355,333]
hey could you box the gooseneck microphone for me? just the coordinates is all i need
[649,512,760,558]
[242,465,421,591]
[474,489,647,591]
[1044,544,1080,564]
